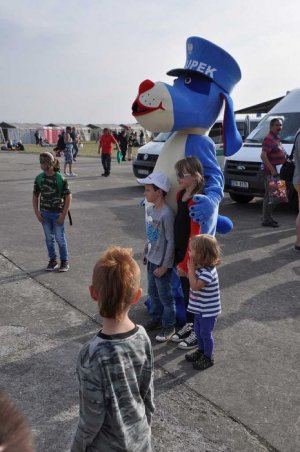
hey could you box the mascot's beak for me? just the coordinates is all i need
[221,93,243,156]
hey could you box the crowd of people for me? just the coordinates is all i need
[1,118,299,451]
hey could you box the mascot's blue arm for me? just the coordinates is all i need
[185,135,224,235]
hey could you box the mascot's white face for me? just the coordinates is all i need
[132,80,174,132]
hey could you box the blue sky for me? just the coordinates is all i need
[1,0,300,124]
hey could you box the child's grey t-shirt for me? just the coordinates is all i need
[145,204,175,268]
[71,325,154,452]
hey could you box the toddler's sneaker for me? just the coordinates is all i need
[185,349,204,362]
[171,323,193,343]
[144,319,162,331]
[46,259,58,271]
[193,355,214,371]
[59,260,69,272]
[178,330,197,349]
[155,327,175,342]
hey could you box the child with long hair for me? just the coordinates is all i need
[32,152,71,272]
[63,128,76,176]
[171,156,205,349]
[71,246,154,452]
[185,234,221,370]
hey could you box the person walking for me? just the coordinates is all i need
[98,128,121,177]
[260,118,286,227]
[293,130,300,250]
[63,127,76,176]
[70,127,79,161]
[118,129,128,161]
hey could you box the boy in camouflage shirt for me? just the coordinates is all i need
[71,246,155,452]
[33,152,71,272]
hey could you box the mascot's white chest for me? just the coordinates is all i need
[155,133,187,212]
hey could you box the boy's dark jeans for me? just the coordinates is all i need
[147,262,176,328]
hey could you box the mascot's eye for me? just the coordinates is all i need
[184,77,192,85]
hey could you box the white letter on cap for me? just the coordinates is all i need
[190,60,199,70]
[196,62,207,73]
[205,66,217,78]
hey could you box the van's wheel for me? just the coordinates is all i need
[229,193,254,203]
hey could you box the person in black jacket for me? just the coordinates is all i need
[118,129,128,161]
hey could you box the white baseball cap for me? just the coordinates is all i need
[137,171,171,192]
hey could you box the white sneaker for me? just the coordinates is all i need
[177,331,198,350]
[171,323,193,343]
[64,172,70,176]
[69,172,77,177]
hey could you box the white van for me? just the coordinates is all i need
[132,118,258,178]
[224,88,300,206]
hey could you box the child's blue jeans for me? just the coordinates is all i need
[41,211,68,261]
[194,313,217,358]
[147,262,176,328]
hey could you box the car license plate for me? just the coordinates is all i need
[231,180,249,188]
[138,169,150,175]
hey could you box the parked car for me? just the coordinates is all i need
[132,132,172,178]
[224,88,300,208]
[133,117,260,178]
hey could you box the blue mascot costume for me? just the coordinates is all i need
[132,36,242,324]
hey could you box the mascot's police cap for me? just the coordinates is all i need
[167,36,241,94]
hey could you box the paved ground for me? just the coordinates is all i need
[0,152,299,452]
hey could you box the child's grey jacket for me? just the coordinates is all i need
[71,325,154,452]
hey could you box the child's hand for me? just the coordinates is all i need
[187,257,195,275]
[36,212,44,223]
[56,213,65,225]
[177,266,187,278]
[153,266,167,278]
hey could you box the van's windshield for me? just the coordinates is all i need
[153,132,172,142]
[246,113,300,144]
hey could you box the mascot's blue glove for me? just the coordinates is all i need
[189,193,233,235]
[189,194,216,226]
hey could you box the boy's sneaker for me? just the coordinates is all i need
[155,327,175,342]
[178,330,197,349]
[193,355,214,371]
[46,259,58,271]
[185,349,204,362]
[59,260,69,272]
[171,323,193,343]
[144,319,162,331]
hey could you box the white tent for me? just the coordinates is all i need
[0,122,43,144]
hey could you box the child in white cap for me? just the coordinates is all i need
[137,172,176,342]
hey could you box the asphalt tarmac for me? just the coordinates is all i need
[0,152,299,452]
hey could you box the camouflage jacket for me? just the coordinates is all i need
[33,173,70,213]
[71,325,154,452]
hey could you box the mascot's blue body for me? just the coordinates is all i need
[132,36,242,235]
